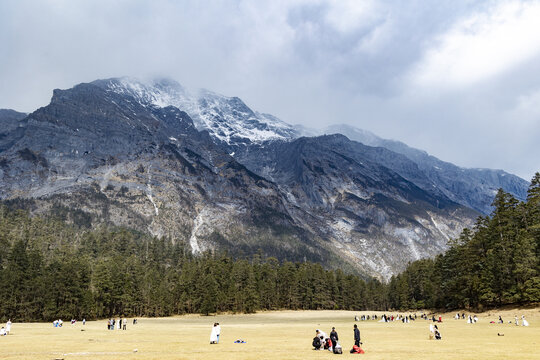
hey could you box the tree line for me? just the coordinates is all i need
[0,206,387,321]
[1,173,538,321]
[388,173,540,310]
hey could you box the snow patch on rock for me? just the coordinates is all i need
[101,77,299,146]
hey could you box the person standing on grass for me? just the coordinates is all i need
[6,319,12,335]
[123,318,127,330]
[330,327,339,354]
[353,324,361,347]
[210,323,218,344]
[215,322,221,343]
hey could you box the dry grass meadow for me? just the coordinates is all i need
[0,308,538,360]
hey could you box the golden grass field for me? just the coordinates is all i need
[0,308,538,360]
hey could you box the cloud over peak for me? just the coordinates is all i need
[0,0,538,180]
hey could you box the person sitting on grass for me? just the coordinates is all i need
[316,329,328,349]
[0,327,6,336]
[312,334,322,350]
[350,345,365,354]
[434,325,442,340]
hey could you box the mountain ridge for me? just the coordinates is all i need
[89,77,528,215]
[0,77,529,279]
[321,124,529,214]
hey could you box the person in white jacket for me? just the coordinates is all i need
[210,323,218,344]
[6,320,12,335]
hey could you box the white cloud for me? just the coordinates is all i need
[324,0,379,33]
[0,0,539,179]
[410,1,540,88]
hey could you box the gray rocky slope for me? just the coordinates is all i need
[96,78,528,215]
[322,124,529,214]
[0,109,27,140]
[0,78,525,279]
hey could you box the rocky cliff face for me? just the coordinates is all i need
[94,78,529,215]
[0,78,524,279]
[322,124,529,214]
[235,135,477,278]
[0,109,27,128]
[0,83,331,268]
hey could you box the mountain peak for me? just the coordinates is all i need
[92,77,298,147]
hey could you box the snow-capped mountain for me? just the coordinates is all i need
[0,77,532,279]
[61,78,532,215]
[93,77,298,148]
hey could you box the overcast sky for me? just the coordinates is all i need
[1,0,539,180]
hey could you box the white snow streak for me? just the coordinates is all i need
[146,167,159,216]
[189,209,208,253]
[429,214,450,241]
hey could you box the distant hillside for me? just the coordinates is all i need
[322,124,529,214]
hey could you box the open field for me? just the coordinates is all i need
[0,308,538,360]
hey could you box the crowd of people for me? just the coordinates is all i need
[354,313,422,323]
[453,313,530,326]
[0,309,532,354]
[45,317,135,330]
[379,313,418,323]
[309,312,534,351]
[107,317,128,330]
[53,317,136,330]
[312,325,363,354]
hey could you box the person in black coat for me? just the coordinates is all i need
[330,327,339,354]
[353,324,361,347]
[312,335,322,350]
